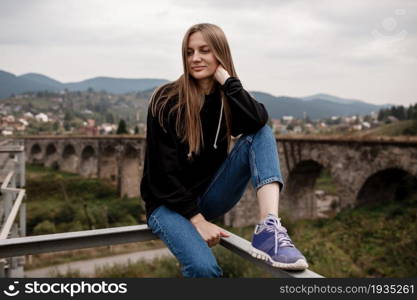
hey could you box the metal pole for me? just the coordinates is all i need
[17,151,25,188]
[19,202,26,237]
[4,190,12,222]
[0,259,5,277]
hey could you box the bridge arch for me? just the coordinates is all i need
[356,168,417,206]
[80,145,97,178]
[44,143,59,169]
[30,144,43,163]
[61,144,78,173]
[284,160,323,219]
[283,159,341,219]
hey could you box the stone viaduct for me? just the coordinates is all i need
[22,134,417,227]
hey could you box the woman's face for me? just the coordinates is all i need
[187,31,219,81]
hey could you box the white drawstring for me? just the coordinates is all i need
[213,97,224,149]
[188,93,223,158]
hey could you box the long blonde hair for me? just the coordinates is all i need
[149,23,238,159]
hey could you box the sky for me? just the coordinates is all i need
[0,0,416,106]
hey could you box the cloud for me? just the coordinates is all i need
[0,0,416,105]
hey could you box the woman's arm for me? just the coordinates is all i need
[142,105,200,219]
[215,65,269,137]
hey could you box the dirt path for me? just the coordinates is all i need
[24,248,173,277]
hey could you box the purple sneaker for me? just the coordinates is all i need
[251,214,308,270]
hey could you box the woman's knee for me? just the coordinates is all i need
[253,124,275,141]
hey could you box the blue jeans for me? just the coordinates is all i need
[147,124,285,277]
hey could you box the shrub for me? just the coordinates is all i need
[33,220,56,235]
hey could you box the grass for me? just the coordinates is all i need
[350,120,417,137]
[291,193,417,277]
[26,163,146,236]
[315,168,338,194]
[25,164,156,269]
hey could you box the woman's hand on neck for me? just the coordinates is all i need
[214,65,230,85]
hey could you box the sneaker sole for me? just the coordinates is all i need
[250,247,309,271]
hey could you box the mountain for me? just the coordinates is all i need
[1,69,392,120]
[252,91,387,120]
[301,93,365,105]
[0,70,169,98]
[302,93,394,108]
[19,73,64,89]
[0,70,62,98]
[65,77,168,94]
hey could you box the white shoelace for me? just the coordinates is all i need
[260,216,294,255]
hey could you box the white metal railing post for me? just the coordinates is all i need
[10,224,18,270]
[0,142,26,277]
[3,188,12,223]
[19,202,26,237]
[18,151,25,188]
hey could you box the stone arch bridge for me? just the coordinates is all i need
[23,135,417,226]
[25,135,145,199]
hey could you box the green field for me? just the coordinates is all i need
[26,164,145,236]
[351,120,417,137]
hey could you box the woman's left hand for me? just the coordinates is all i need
[214,65,231,85]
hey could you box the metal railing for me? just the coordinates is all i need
[0,224,322,278]
[0,142,26,277]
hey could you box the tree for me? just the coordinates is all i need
[378,109,386,121]
[364,115,372,122]
[64,121,71,131]
[105,112,115,124]
[117,119,128,134]
[64,111,73,122]
[52,122,60,132]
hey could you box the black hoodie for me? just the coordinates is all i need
[140,77,269,221]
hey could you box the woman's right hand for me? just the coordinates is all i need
[214,65,230,85]
[190,213,230,247]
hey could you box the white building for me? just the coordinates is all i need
[282,116,294,122]
[18,118,29,126]
[35,113,49,122]
[99,123,116,134]
[5,115,15,123]
[293,126,302,133]
[362,122,371,129]
[24,112,34,119]
[1,129,13,136]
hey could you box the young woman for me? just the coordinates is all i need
[140,23,308,277]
